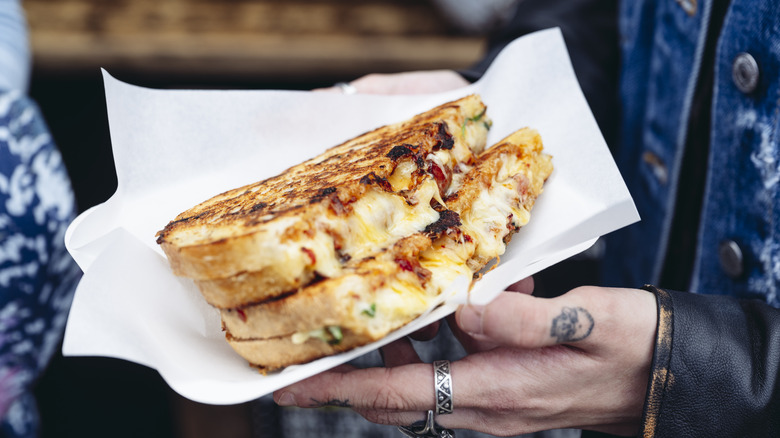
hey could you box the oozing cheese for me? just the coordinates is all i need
[387,159,418,192]
[244,177,444,284]
[447,162,473,197]
[419,235,475,294]
[336,179,441,261]
[460,153,530,260]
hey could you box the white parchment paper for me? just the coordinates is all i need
[63,28,639,405]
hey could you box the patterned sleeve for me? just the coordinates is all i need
[0,90,81,437]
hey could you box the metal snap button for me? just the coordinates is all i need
[732,52,760,94]
[641,151,668,185]
[718,240,744,279]
[676,0,697,15]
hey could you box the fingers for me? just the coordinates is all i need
[274,362,435,413]
[505,276,535,294]
[380,337,422,367]
[455,286,657,352]
[456,291,558,349]
[408,321,441,341]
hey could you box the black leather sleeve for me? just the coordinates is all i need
[637,285,780,437]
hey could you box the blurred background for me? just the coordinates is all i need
[24,0,493,437]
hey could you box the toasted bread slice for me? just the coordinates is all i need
[222,234,436,340]
[157,95,491,308]
[225,328,379,374]
[223,128,552,370]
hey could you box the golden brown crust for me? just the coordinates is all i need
[226,328,378,373]
[194,267,316,309]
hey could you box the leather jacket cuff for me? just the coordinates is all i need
[637,284,673,437]
[636,285,780,437]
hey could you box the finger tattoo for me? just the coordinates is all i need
[308,398,352,408]
[550,306,594,342]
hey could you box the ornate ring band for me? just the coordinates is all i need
[397,410,455,438]
[434,360,453,415]
[334,81,358,95]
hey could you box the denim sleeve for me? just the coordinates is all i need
[0,0,30,92]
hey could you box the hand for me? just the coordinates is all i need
[273,284,657,436]
[316,70,470,95]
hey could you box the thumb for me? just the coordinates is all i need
[455,290,595,349]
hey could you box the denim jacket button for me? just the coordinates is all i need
[718,240,744,279]
[641,151,668,184]
[675,0,697,15]
[732,52,760,94]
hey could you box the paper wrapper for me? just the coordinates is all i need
[63,28,639,405]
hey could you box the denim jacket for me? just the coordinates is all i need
[603,0,780,308]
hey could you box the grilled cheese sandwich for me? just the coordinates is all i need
[220,129,552,371]
[156,95,552,371]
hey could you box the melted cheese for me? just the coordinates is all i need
[291,273,433,343]
[419,236,475,294]
[339,179,441,261]
[447,162,473,197]
[387,159,418,192]
[362,277,432,337]
[460,154,530,260]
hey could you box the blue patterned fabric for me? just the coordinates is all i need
[0,90,81,437]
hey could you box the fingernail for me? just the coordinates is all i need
[458,304,485,335]
[275,391,297,407]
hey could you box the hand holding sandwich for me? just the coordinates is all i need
[274,284,658,436]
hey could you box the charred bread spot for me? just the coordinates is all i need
[386,143,418,161]
[424,209,461,237]
[359,172,392,192]
[227,288,300,309]
[250,202,269,213]
[432,122,454,150]
[309,187,337,204]
[317,187,337,196]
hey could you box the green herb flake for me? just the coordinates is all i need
[467,107,487,122]
[327,326,343,345]
[361,303,377,318]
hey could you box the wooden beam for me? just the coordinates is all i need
[24,0,485,80]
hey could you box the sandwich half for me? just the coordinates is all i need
[157,95,492,309]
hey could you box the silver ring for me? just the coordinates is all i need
[397,410,455,438]
[434,360,453,415]
[334,81,358,95]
